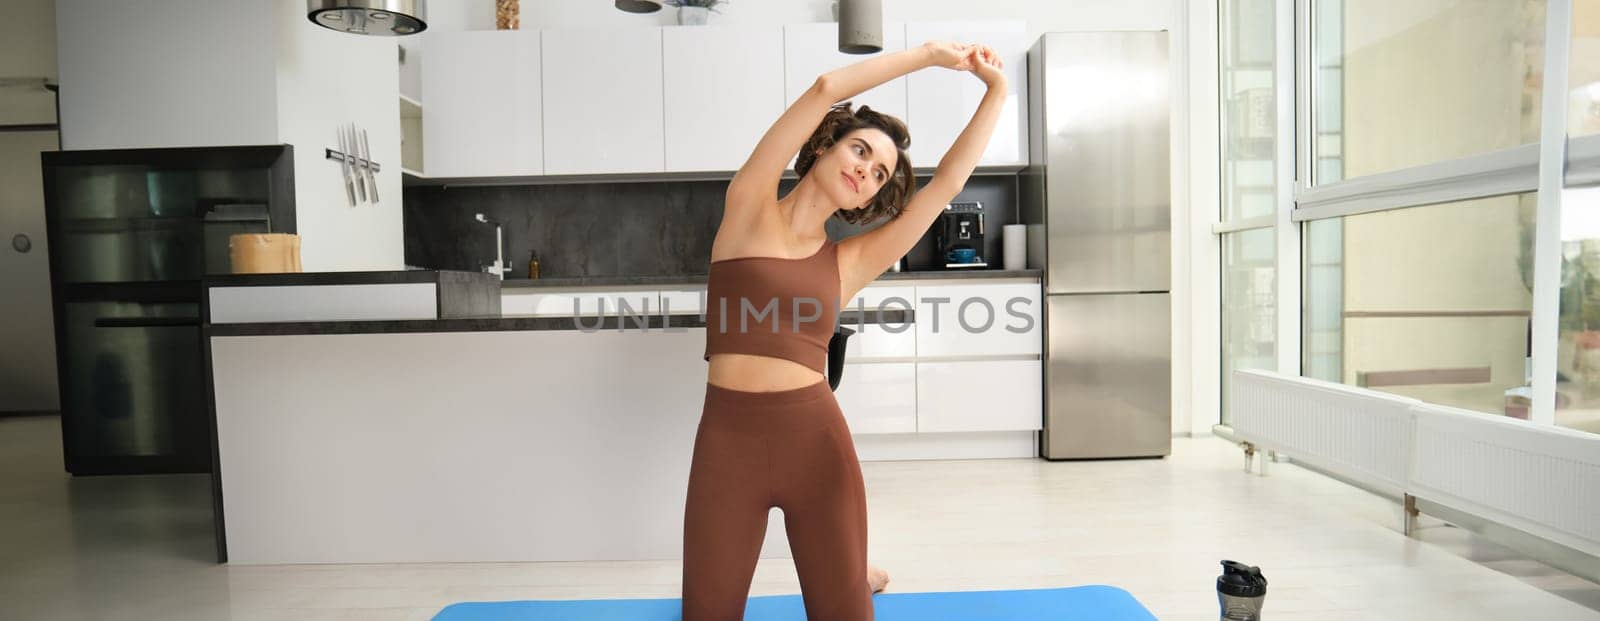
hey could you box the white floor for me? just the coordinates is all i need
[2,415,1597,621]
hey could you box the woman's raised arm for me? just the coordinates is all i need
[917,45,1008,203]
[725,42,972,212]
[837,45,1008,299]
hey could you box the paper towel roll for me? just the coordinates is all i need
[1003,224,1027,270]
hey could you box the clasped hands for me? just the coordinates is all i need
[923,40,1006,88]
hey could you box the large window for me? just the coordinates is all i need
[1294,0,1565,425]
[1312,0,1344,183]
[1222,0,1277,223]
[1304,195,1537,416]
[1223,228,1277,413]
[1303,216,1342,382]
[1556,2,1600,434]
[1219,0,1280,424]
[1220,0,1599,437]
[1311,0,1547,183]
[1556,186,1600,433]
[1574,1,1600,136]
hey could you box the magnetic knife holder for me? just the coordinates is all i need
[324,148,382,172]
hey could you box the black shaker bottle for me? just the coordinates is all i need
[1217,560,1268,620]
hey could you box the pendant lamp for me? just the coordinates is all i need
[615,0,664,13]
[838,0,882,54]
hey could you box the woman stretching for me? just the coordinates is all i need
[686,39,1008,620]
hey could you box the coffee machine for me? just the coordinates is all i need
[935,201,987,269]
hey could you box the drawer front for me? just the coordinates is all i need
[503,291,661,318]
[834,362,917,435]
[842,285,916,359]
[915,359,1042,432]
[915,283,1041,357]
[209,284,438,323]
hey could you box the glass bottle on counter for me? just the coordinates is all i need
[527,249,540,280]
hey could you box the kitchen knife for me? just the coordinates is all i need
[350,125,368,203]
[360,127,379,203]
[337,126,356,206]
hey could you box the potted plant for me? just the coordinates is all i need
[664,0,726,25]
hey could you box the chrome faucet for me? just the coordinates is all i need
[473,213,510,280]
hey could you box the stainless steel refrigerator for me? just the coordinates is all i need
[1021,32,1172,460]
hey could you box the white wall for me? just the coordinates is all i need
[1182,0,1220,437]
[0,0,60,412]
[52,2,404,272]
[54,0,279,149]
[0,0,56,79]
[510,0,1172,38]
[431,0,496,32]
[401,0,495,101]
[0,0,58,124]
[273,3,405,272]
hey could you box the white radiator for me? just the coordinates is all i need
[1409,403,1600,557]
[1230,369,1415,495]
[1231,369,1600,558]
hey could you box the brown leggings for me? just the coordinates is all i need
[682,378,873,620]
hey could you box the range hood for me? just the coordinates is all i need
[307,0,428,36]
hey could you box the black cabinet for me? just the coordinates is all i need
[57,299,207,474]
[42,146,294,475]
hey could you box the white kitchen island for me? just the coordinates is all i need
[206,273,1041,565]
[211,321,723,565]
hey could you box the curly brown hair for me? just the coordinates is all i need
[795,102,913,226]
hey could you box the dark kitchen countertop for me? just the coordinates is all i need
[203,269,495,287]
[202,269,502,320]
[206,308,914,337]
[201,267,1029,335]
[500,268,1042,289]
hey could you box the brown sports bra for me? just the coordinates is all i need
[702,238,842,374]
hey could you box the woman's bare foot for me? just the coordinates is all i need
[867,564,890,593]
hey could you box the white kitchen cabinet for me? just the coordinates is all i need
[422,30,543,177]
[502,290,661,318]
[915,359,1041,432]
[662,25,785,173]
[904,21,1029,168]
[542,28,665,175]
[842,285,916,360]
[834,362,917,434]
[915,282,1042,357]
[783,23,908,169]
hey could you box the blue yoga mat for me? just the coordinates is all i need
[432,585,1157,620]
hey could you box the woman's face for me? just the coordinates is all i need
[815,128,898,212]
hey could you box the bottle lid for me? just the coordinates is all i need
[1217,560,1268,597]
